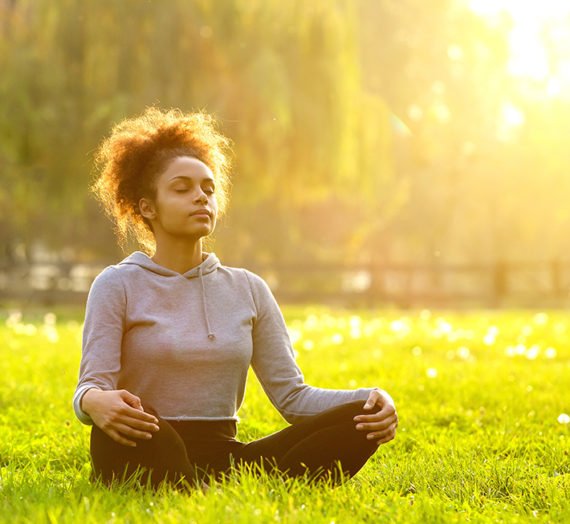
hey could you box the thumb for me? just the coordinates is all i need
[120,390,143,410]
[364,390,381,410]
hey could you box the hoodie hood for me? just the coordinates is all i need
[119,251,220,340]
[119,251,220,279]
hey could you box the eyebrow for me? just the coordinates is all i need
[169,175,215,184]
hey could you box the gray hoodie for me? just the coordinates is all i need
[73,252,374,425]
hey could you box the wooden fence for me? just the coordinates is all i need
[1,259,570,308]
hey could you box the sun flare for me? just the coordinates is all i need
[468,0,570,92]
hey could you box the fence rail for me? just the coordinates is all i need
[1,260,570,308]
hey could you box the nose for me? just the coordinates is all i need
[194,188,208,204]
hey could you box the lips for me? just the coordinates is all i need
[190,209,212,218]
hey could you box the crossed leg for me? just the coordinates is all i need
[89,401,380,489]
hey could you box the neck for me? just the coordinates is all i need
[151,236,204,274]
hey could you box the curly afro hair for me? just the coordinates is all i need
[92,107,232,252]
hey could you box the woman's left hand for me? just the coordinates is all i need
[353,389,398,445]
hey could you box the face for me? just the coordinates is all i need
[139,156,218,241]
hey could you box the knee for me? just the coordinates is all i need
[333,400,380,423]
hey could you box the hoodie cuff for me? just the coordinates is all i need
[73,386,98,425]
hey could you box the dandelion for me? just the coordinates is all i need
[426,368,438,378]
[457,346,471,360]
[349,316,361,329]
[488,326,500,336]
[447,332,459,342]
[533,312,548,325]
[558,414,570,424]
[411,346,422,357]
[288,328,302,345]
[6,311,23,327]
[44,312,56,326]
[435,318,452,334]
[304,315,319,330]
[372,349,382,359]
[44,327,60,343]
[483,333,495,346]
[526,345,540,360]
[350,327,362,339]
[331,333,343,344]
[419,309,431,321]
[302,340,314,351]
[545,347,557,359]
[391,320,404,332]
[24,324,37,336]
[324,316,338,329]
[521,325,532,336]
[505,345,516,357]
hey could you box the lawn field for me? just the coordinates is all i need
[0,306,568,523]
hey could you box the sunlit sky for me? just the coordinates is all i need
[469,0,570,92]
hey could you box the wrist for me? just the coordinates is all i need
[80,387,101,414]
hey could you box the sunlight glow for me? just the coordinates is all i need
[469,0,570,92]
[426,368,438,378]
[501,102,525,127]
[545,347,557,358]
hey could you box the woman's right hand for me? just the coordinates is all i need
[81,388,160,447]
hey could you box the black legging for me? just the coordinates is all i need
[90,400,380,489]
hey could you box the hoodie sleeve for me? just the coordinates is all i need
[73,266,126,425]
[245,271,375,424]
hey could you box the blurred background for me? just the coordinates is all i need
[1,0,569,308]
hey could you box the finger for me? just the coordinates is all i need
[367,422,398,441]
[108,429,137,447]
[355,413,398,431]
[366,428,394,440]
[376,432,396,445]
[122,415,160,433]
[362,390,382,410]
[355,402,396,422]
[120,404,159,424]
[114,422,155,441]
[120,389,142,407]
[354,410,393,423]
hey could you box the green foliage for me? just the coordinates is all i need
[2,0,568,266]
[0,0,393,262]
[0,306,568,522]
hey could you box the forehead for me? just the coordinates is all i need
[160,156,214,181]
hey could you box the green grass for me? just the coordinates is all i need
[0,305,568,523]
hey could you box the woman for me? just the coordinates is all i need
[73,107,398,489]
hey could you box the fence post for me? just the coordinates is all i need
[493,261,507,307]
[551,259,562,300]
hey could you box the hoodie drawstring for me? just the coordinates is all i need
[198,266,215,341]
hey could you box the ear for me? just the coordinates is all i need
[139,198,156,221]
